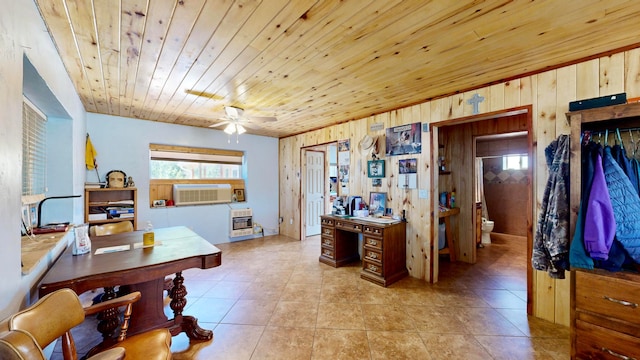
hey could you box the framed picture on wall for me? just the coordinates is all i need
[234,189,245,202]
[369,192,387,217]
[367,160,385,178]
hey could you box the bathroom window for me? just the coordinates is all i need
[503,154,528,170]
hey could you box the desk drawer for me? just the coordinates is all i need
[364,236,383,250]
[321,217,334,227]
[363,260,383,276]
[363,225,384,237]
[336,220,362,232]
[321,236,335,249]
[321,226,334,238]
[575,319,640,359]
[364,248,382,262]
[321,247,335,260]
[576,271,640,327]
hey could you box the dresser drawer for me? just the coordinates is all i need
[321,247,335,260]
[363,225,384,237]
[321,236,334,248]
[321,217,334,227]
[575,271,640,327]
[364,247,382,262]
[336,220,362,232]
[575,319,640,359]
[321,226,334,238]
[363,260,383,276]
[364,236,383,250]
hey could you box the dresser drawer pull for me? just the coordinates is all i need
[601,347,635,360]
[367,251,378,260]
[368,239,378,246]
[368,264,378,272]
[603,295,638,308]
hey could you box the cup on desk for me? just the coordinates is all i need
[143,232,155,247]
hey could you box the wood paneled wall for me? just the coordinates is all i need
[279,48,640,326]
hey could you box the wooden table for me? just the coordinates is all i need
[39,226,221,351]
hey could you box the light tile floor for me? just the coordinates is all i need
[55,232,570,359]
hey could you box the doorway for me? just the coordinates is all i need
[301,143,338,239]
[432,106,533,314]
[305,150,325,236]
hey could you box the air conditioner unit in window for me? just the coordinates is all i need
[172,184,232,206]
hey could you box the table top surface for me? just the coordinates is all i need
[39,226,221,293]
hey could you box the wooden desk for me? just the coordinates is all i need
[39,226,221,350]
[320,215,407,287]
[438,207,460,261]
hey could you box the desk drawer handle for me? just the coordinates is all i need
[323,229,332,235]
[323,239,332,245]
[601,347,635,360]
[367,264,378,272]
[603,295,638,308]
[368,240,378,246]
[367,252,378,260]
[323,249,332,256]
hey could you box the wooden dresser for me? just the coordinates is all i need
[567,103,640,359]
[319,215,407,287]
[573,269,640,358]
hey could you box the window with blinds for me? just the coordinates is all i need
[149,144,243,180]
[22,98,47,204]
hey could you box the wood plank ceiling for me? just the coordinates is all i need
[34,0,640,138]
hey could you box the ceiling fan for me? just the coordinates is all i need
[184,88,277,134]
[211,105,277,142]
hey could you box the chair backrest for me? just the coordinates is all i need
[9,288,85,352]
[90,221,134,236]
[0,329,46,360]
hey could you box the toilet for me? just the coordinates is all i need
[481,217,494,244]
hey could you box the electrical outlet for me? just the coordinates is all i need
[289,218,293,225]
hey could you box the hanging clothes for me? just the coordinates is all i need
[611,141,639,195]
[602,146,640,263]
[583,150,615,260]
[568,140,600,270]
[533,134,571,279]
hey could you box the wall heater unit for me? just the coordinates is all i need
[230,208,253,237]
[172,184,232,206]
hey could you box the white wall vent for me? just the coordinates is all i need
[230,208,253,237]
[172,184,232,206]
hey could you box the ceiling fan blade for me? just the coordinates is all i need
[208,120,230,128]
[224,105,244,119]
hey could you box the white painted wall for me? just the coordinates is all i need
[0,0,279,322]
[87,113,280,244]
[1,0,87,319]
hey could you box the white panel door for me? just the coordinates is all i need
[305,151,324,236]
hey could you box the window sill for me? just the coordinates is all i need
[21,230,71,275]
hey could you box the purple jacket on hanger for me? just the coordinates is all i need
[584,152,616,260]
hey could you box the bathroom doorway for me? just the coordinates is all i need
[432,106,533,314]
[475,132,529,243]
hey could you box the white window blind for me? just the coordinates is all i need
[22,98,47,203]
[149,144,243,180]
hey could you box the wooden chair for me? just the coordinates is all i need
[2,288,172,360]
[89,221,134,237]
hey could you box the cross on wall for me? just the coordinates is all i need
[467,93,485,114]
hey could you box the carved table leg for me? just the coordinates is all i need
[87,287,120,357]
[169,271,213,340]
[96,287,120,341]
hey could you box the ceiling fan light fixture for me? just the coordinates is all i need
[236,124,246,134]
[224,123,236,134]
